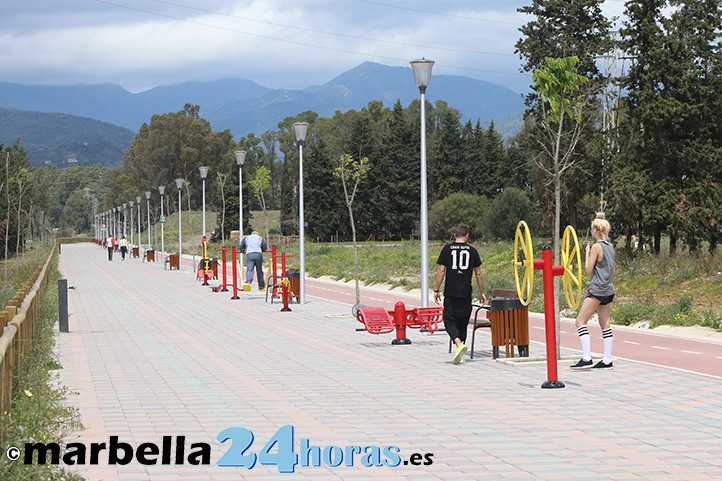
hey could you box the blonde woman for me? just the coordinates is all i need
[570,213,616,370]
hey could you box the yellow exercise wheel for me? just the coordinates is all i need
[561,225,583,309]
[514,220,535,306]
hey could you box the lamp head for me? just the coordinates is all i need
[158,185,165,195]
[136,196,141,203]
[129,200,134,208]
[410,58,435,94]
[292,122,309,145]
[122,202,127,208]
[175,178,183,189]
[199,166,209,179]
[234,150,246,166]
[145,191,151,200]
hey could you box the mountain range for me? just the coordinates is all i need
[0,62,526,168]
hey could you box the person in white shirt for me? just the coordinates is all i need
[240,231,267,291]
[106,235,115,261]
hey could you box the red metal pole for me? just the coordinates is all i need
[280,253,291,311]
[231,247,240,300]
[391,301,411,345]
[272,245,278,282]
[540,245,565,389]
[220,247,229,292]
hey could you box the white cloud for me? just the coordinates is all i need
[0,0,621,93]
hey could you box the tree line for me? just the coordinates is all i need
[4,0,720,256]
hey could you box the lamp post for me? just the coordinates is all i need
[199,166,209,238]
[136,196,142,252]
[292,122,309,304]
[145,191,152,250]
[234,150,246,282]
[122,202,127,238]
[158,186,165,266]
[112,207,116,238]
[410,58,434,307]
[117,206,122,239]
[129,200,134,246]
[175,178,183,271]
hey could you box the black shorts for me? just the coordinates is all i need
[587,292,614,305]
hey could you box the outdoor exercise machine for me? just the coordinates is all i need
[199,236,211,286]
[212,247,242,300]
[513,220,582,389]
[354,302,444,345]
[265,246,299,307]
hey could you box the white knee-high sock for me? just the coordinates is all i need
[577,326,591,361]
[602,328,613,363]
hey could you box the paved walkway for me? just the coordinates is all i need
[56,243,722,480]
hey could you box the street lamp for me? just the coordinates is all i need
[136,196,142,253]
[199,166,209,238]
[112,207,117,238]
[145,191,152,250]
[410,58,434,307]
[129,200,134,246]
[122,202,127,238]
[175,178,183,271]
[158,185,165,266]
[292,122,309,304]
[234,150,246,281]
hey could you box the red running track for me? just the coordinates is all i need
[305,277,722,379]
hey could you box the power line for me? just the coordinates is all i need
[92,0,526,77]
[147,0,516,57]
[354,0,522,26]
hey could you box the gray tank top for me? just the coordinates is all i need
[589,240,615,296]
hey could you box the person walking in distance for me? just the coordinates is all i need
[433,224,487,365]
[106,234,115,261]
[571,212,616,370]
[240,230,267,291]
[119,235,129,260]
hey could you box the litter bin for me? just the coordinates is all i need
[146,249,155,262]
[132,246,140,259]
[490,296,529,359]
[168,253,180,270]
[286,269,300,303]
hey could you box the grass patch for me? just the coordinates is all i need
[0,250,84,480]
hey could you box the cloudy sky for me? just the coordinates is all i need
[3,0,626,94]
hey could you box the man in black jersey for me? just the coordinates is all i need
[433,224,486,365]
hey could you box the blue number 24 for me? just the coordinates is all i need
[217,425,298,473]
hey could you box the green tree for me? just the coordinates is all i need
[304,139,344,241]
[532,56,591,358]
[335,153,370,304]
[483,188,541,241]
[428,193,488,241]
[250,166,272,239]
[516,0,612,237]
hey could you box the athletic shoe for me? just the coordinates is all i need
[592,360,614,370]
[570,358,593,370]
[452,344,468,365]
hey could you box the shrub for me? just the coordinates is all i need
[483,188,541,241]
[428,193,488,241]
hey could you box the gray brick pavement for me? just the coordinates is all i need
[54,243,722,480]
